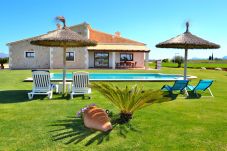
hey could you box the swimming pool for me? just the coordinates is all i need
[48,73,196,82]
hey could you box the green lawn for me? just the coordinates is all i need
[149,60,227,69]
[0,68,227,151]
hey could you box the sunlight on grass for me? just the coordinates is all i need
[0,68,227,150]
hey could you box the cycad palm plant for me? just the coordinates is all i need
[93,83,169,123]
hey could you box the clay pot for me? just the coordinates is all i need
[83,106,112,132]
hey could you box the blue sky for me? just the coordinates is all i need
[0,0,226,59]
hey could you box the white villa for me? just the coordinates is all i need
[7,22,150,69]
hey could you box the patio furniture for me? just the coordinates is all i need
[132,61,137,68]
[70,72,91,99]
[186,80,214,97]
[120,62,125,68]
[126,61,132,68]
[115,62,125,68]
[30,16,97,97]
[116,61,137,68]
[116,62,120,68]
[161,80,189,96]
[58,82,72,94]
[28,70,58,99]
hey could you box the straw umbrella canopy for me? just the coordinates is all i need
[30,16,97,95]
[156,22,220,80]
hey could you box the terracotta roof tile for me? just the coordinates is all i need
[88,27,145,46]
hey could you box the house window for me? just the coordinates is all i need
[25,51,35,58]
[66,52,75,61]
[120,53,133,61]
[94,52,109,68]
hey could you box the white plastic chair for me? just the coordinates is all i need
[70,72,91,99]
[28,70,58,100]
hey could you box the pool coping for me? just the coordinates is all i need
[24,73,197,82]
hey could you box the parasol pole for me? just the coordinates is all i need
[184,48,188,80]
[183,22,189,80]
[62,46,67,96]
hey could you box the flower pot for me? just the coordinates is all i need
[83,106,112,132]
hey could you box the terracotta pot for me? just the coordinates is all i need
[83,106,112,132]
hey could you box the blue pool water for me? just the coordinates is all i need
[50,73,192,81]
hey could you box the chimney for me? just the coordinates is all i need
[56,23,62,29]
[115,32,121,37]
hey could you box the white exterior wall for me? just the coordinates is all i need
[52,47,88,69]
[88,51,94,68]
[9,41,89,69]
[70,24,88,39]
[8,23,90,70]
[8,22,147,69]
[132,52,145,67]
[9,39,145,69]
[115,52,121,63]
[9,41,50,69]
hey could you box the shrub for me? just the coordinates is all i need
[172,56,184,68]
[162,59,169,63]
[214,58,222,61]
[0,58,8,69]
[93,83,169,123]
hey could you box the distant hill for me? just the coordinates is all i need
[223,56,227,60]
[190,57,207,60]
[0,53,8,58]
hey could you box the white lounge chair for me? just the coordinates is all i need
[28,70,58,100]
[70,72,91,99]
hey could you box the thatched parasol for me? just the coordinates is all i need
[156,22,220,80]
[31,16,97,95]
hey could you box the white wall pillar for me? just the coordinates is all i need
[145,52,149,70]
[112,52,116,69]
[84,48,89,69]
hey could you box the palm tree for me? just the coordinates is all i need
[93,83,169,123]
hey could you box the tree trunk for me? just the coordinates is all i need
[178,63,181,68]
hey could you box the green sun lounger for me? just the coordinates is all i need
[186,80,214,97]
[161,80,189,96]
